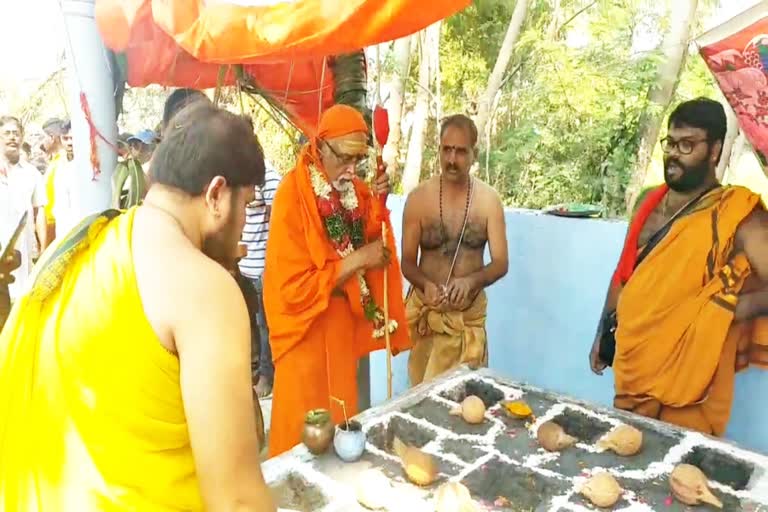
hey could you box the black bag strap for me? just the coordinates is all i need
[634,185,719,269]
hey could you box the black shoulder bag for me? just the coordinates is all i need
[597,186,718,366]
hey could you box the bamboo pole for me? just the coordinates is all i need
[382,222,393,400]
[372,47,392,400]
[330,396,349,427]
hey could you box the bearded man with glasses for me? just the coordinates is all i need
[590,97,768,437]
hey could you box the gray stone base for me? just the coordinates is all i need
[263,367,768,512]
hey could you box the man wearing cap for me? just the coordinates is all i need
[263,104,412,457]
[129,129,158,172]
[40,118,64,158]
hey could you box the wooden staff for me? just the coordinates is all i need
[382,221,393,400]
[371,74,392,399]
[331,396,349,426]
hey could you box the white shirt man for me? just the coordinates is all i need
[0,161,46,299]
[239,166,281,279]
[238,165,281,397]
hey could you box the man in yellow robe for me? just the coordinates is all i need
[590,98,768,436]
[0,102,275,511]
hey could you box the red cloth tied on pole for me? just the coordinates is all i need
[372,105,390,223]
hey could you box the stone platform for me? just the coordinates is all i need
[263,367,768,511]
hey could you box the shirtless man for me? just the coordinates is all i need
[401,114,509,386]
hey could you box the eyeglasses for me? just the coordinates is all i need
[322,140,368,168]
[660,137,708,155]
[0,128,21,140]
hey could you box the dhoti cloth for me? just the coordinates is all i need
[406,288,488,386]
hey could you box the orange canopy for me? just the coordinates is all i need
[94,0,470,132]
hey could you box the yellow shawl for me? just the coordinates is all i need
[0,208,203,511]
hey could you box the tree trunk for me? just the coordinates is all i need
[432,23,442,126]
[722,132,747,184]
[431,20,443,176]
[546,0,562,41]
[402,28,435,193]
[382,35,413,175]
[716,98,739,181]
[475,0,529,146]
[624,0,699,212]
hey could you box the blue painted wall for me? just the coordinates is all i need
[369,195,768,454]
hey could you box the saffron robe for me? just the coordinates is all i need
[613,186,768,435]
[263,158,411,458]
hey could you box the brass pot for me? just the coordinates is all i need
[302,409,334,455]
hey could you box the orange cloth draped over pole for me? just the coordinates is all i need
[96,0,337,134]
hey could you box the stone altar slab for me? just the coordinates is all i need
[262,367,768,512]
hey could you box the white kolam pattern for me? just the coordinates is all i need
[262,367,768,512]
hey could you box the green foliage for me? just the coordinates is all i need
[13,0,729,216]
[674,47,720,105]
[432,0,723,217]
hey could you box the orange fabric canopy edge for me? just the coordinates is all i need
[94,0,470,132]
[98,0,337,133]
[121,20,335,134]
[96,0,470,62]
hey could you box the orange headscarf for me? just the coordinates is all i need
[298,104,368,185]
[304,104,369,161]
[316,104,368,138]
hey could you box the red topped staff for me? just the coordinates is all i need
[373,105,390,214]
[372,105,393,399]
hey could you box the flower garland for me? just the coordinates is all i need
[309,163,397,338]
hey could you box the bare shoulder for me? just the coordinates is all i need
[407,176,438,200]
[471,177,503,209]
[737,205,768,244]
[132,209,243,351]
[148,245,235,308]
[404,176,437,213]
